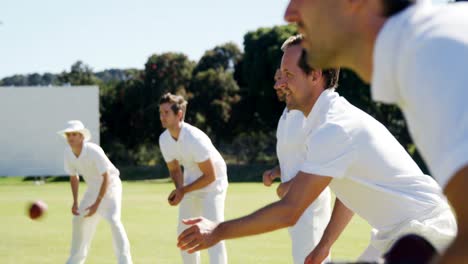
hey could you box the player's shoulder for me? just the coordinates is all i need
[306,122,355,154]
[159,129,171,144]
[182,122,208,141]
[315,121,351,140]
[85,142,105,155]
[403,4,468,51]
[63,146,74,158]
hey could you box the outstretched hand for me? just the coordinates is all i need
[177,217,220,253]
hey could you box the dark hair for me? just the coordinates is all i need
[159,93,188,120]
[381,0,415,17]
[299,49,340,89]
[282,35,340,89]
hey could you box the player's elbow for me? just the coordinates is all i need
[204,172,216,184]
[280,201,301,227]
[285,212,301,227]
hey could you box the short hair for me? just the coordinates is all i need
[281,35,340,90]
[381,0,415,17]
[159,93,188,120]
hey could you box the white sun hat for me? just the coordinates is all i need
[57,120,92,142]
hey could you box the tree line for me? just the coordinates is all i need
[0,24,428,173]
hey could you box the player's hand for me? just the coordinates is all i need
[276,182,290,198]
[177,217,220,253]
[262,167,279,187]
[304,244,330,264]
[168,188,184,206]
[84,202,99,217]
[71,202,80,216]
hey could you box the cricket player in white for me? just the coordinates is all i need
[158,93,228,264]
[176,36,457,264]
[284,1,468,262]
[262,69,331,263]
[59,120,132,264]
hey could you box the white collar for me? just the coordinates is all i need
[71,142,87,159]
[304,89,339,131]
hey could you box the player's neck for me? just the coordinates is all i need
[169,122,183,141]
[71,142,84,158]
[301,89,323,118]
[344,17,386,84]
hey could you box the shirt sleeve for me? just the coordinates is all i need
[400,35,468,188]
[159,135,176,163]
[300,124,356,179]
[189,136,212,163]
[91,146,110,175]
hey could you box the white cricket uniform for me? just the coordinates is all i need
[159,122,228,264]
[372,3,468,189]
[300,90,457,261]
[64,142,132,264]
[276,108,332,264]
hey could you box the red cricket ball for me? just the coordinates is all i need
[28,200,48,220]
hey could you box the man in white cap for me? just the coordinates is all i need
[58,120,133,264]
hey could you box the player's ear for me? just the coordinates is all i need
[177,110,184,121]
[309,69,322,84]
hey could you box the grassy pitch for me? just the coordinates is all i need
[0,179,370,263]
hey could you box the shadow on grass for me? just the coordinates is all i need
[9,163,274,183]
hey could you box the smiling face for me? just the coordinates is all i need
[277,44,318,111]
[274,69,287,102]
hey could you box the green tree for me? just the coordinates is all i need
[193,42,242,74]
[232,25,298,134]
[188,68,240,140]
[142,52,195,142]
[187,43,242,141]
[58,61,99,85]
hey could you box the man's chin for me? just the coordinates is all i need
[285,101,298,111]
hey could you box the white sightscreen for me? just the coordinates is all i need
[0,86,99,176]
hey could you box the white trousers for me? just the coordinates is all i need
[288,187,332,264]
[358,204,457,262]
[66,183,133,264]
[178,188,228,264]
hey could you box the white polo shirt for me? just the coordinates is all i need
[64,142,121,192]
[159,122,228,193]
[300,89,449,231]
[372,3,468,189]
[276,108,308,182]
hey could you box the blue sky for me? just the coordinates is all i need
[0,0,450,78]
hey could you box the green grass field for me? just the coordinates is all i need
[0,178,371,263]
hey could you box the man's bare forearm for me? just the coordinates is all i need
[213,173,331,241]
[214,199,297,240]
[171,171,184,189]
[70,175,80,204]
[182,159,216,194]
[318,198,354,249]
[182,174,215,194]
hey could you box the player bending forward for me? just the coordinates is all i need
[159,93,228,264]
[59,120,132,264]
